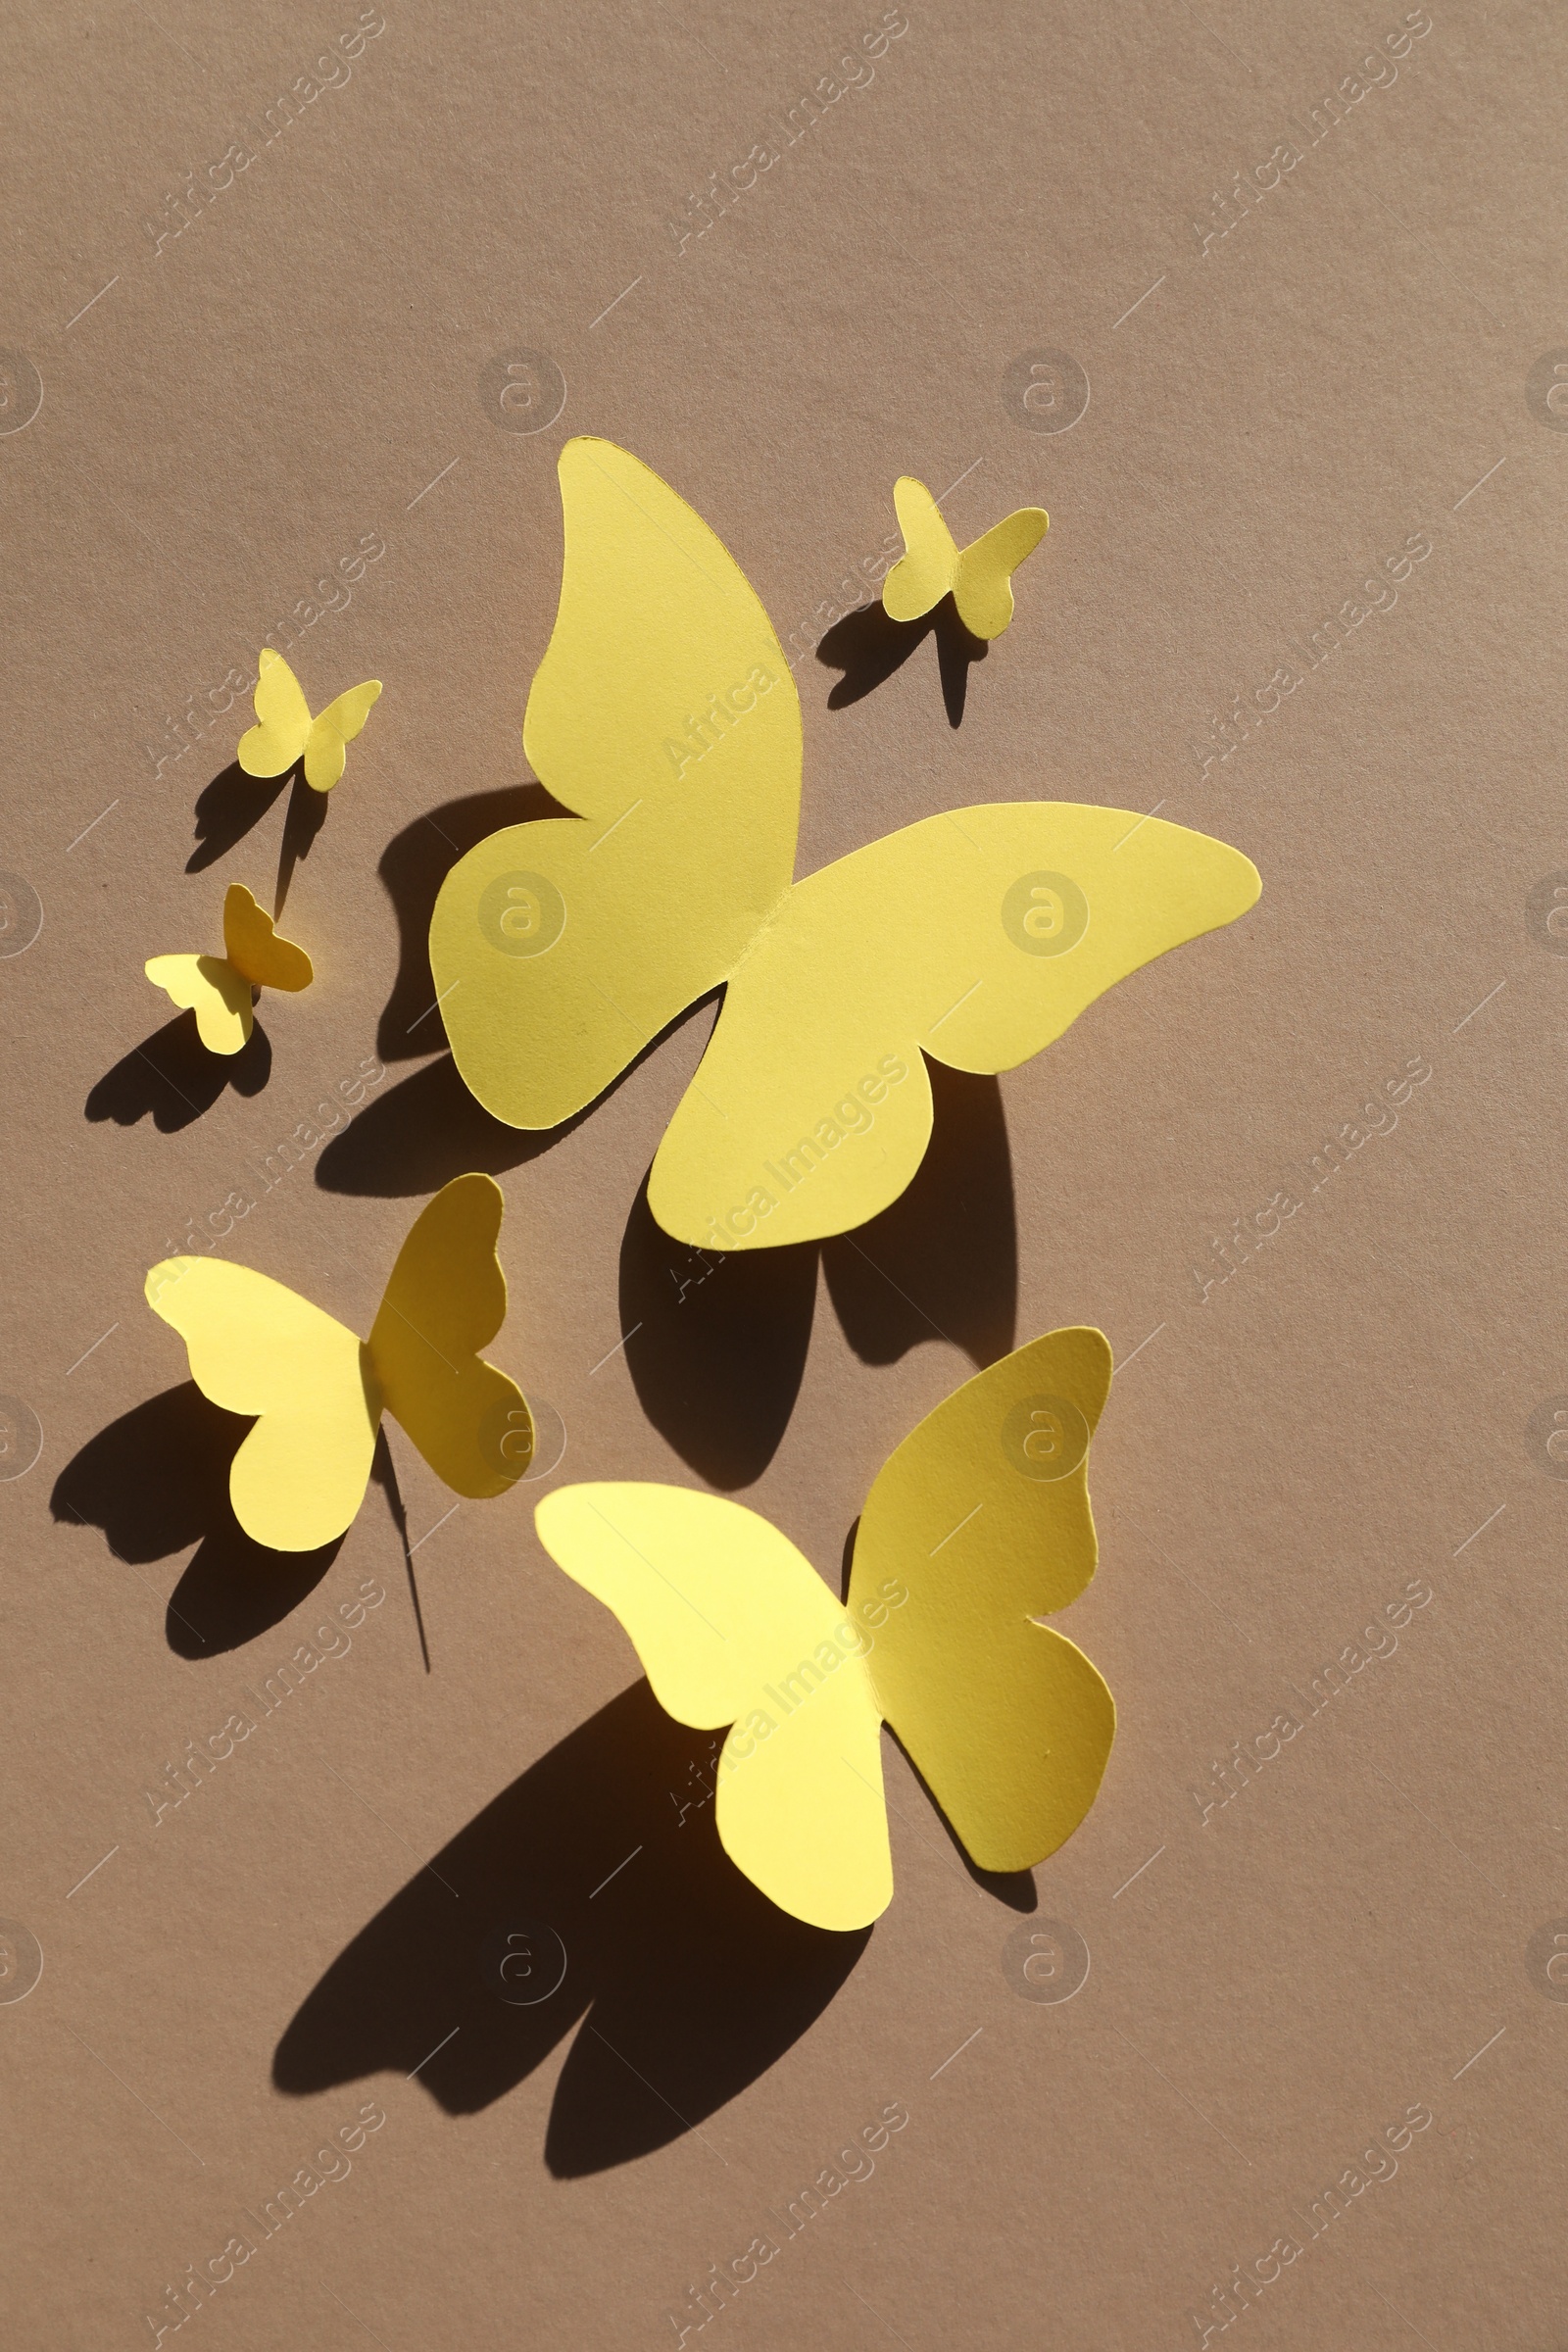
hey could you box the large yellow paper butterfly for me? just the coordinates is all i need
[237,648,382,792]
[881,475,1049,639]
[429,437,1260,1252]
[145,1175,534,1552]
[537,1328,1113,1932]
[145,882,312,1055]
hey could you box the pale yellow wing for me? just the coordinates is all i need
[144,954,254,1054]
[647,805,1261,1250]
[881,476,958,623]
[144,1257,379,1551]
[535,1484,892,1931]
[367,1174,533,1498]
[952,507,1049,639]
[429,437,801,1129]
[302,680,382,792]
[221,884,314,992]
[850,1330,1116,1873]
[237,650,313,778]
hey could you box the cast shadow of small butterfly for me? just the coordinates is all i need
[86,1011,272,1134]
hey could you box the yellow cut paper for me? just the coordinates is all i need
[145,1174,533,1552]
[430,439,1261,1250]
[237,648,382,792]
[144,883,313,1055]
[881,475,1050,639]
[535,1329,1113,1931]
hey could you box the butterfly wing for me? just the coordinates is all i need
[302,680,382,792]
[144,1257,379,1551]
[881,477,958,623]
[647,804,1261,1249]
[429,437,801,1129]
[535,1484,892,1930]
[367,1173,533,1498]
[221,884,314,992]
[144,954,254,1054]
[849,1329,1116,1873]
[952,507,1049,639]
[237,650,313,778]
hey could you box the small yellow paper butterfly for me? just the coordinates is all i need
[145,883,312,1055]
[429,438,1260,1253]
[881,475,1049,639]
[237,648,382,792]
[537,1328,1114,1932]
[146,1174,534,1553]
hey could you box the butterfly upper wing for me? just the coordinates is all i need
[221,884,314,992]
[647,804,1261,1250]
[303,680,382,792]
[952,507,1049,639]
[144,954,254,1054]
[429,437,802,1129]
[144,1257,380,1551]
[367,1173,533,1497]
[536,1484,892,1931]
[849,1329,1116,1874]
[237,650,313,778]
[881,477,958,623]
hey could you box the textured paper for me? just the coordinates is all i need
[145,1174,532,1550]
[536,1331,1113,1930]
[144,880,312,1054]
[430,439,1259,1249]
[881,474,1050,638]
[237,647,382,792]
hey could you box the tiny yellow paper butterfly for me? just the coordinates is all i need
[146,1174,534,1553]
[237,648,382,792]
[145,883,312,1055]
[881,475,1049,639]
[537,1328,1114,1932]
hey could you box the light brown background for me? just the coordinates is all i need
[2,1,1564,2344]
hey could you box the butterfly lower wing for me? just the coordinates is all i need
[952,507,1049,639]
[647,804,1260,1250]
[849,1329,1117,1872]
[881,477,957,623]
[144,1257,379,1550]
[144,954,254,1054]
[237,650,313,777]
[303,680,382,792]
[221,885,313,992]
[430,437,802,1130]
[367,1173,532,1497]
[536,1484,893,1929]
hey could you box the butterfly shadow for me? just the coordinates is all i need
[815,597,989,727]
[86,1010,272,1134]
[51,1383,344,1656]
[272,1679,871,2175]
[620,1056,1018,1488]
[187,759,292,874]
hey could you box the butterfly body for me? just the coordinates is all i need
[882,476,1050,639]
[237,648,382,791]
[430,438,1260,1250]
[146,1174,532,1551]
[537,1328,1113,1930]
[145,883,313,1054]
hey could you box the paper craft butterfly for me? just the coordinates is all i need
[145,882,312,1055]
[237,648,382,792]
[145,1175,533,1552]
[881,475,1049,639]
[537,1327,1113,1931]
[429,437,1260,1253]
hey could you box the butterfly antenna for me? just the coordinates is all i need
[371,1428,432,1674]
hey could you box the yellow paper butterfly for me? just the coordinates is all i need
[881,475,1049,639]
[429,437,1260,1253]
[537,1328,1113,1931]
[145,1174,534,1552]
[144,882,313,1055]
[237,648,382,792]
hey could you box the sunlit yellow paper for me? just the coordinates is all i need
[237,648,381,792]
[144,882,313,1055]
[882,474,1049,639]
